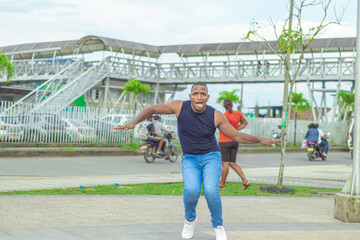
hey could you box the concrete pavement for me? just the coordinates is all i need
[1,195,359,240]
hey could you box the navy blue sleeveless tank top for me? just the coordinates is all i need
[177,100,220,155]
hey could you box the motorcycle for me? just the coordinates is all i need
[306,141,327,161]
[143,132,179,163]
[272,130,281,147]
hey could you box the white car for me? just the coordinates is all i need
[0,115,23,142]
[62,119,97,142]
[100,114,132,125]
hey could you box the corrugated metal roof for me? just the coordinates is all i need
[0,35,161,60]
[161,38,356,57]
[0,35,355,60]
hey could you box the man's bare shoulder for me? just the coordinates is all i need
[168,100,182,109]
[169,100,183,106]
[165,100,183,116]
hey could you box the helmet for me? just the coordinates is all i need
[153,115,161,120]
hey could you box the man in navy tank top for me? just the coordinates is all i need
[115,82,282,240]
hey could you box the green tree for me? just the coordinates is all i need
[123,78,151,143]
[337,90,354,122]
[291,92,310,145]
[0,52,16,83]
[216,89,241,107]
[246,0,344,188]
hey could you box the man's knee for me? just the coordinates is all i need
[203,187,220,203]
[183,188,200,202]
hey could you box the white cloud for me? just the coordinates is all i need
[0,0,356,46]
[0,0,356,110]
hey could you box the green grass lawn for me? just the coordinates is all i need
[0,182,340,197]
[58,147,77,150]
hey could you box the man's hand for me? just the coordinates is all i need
[259,137,283,146]
[114,122,136,130]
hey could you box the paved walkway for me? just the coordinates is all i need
[1,195,359,240]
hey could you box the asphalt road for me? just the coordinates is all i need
[0,151,353,178]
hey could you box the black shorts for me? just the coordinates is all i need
[219,141,239,162]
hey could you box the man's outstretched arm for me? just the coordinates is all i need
[215,111,281,146]
[114,100,182,130]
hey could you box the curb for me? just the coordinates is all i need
[0,147,348,157]
[0,148,144,157]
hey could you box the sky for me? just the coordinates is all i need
[0,0,357,112]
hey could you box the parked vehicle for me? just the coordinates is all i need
[100,114,131,125]
[0,115,23,142]
[143,132,179,163]
[62,119,97,142]
[83,119,120,143]
[18,113,69,142]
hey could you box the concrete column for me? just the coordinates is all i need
[103,77,110,109]
[334,193,360,222]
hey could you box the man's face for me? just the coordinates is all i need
[189,85,209,113]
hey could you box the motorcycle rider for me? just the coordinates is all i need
[145,116,165,156]
[319,135,328,155]
[304,123,319,147]
[153,114,172,152]
[316,124,328,157]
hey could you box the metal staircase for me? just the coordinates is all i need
[3,58,108,115]
[3,60,83,115]
[33,59,108,113]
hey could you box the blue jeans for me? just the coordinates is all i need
[182,151,223,228]
[319,140,328,153]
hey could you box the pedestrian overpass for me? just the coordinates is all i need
[0,35,356,121]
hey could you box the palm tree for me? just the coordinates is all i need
[337,90,354,122]
[0,52,16,83]
[123,78,151,143]
[216,89,241,107]
[291,92,309,145]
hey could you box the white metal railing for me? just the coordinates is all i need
[9,56,355,84]
[0,101,349,145]
[7,58,83,81]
